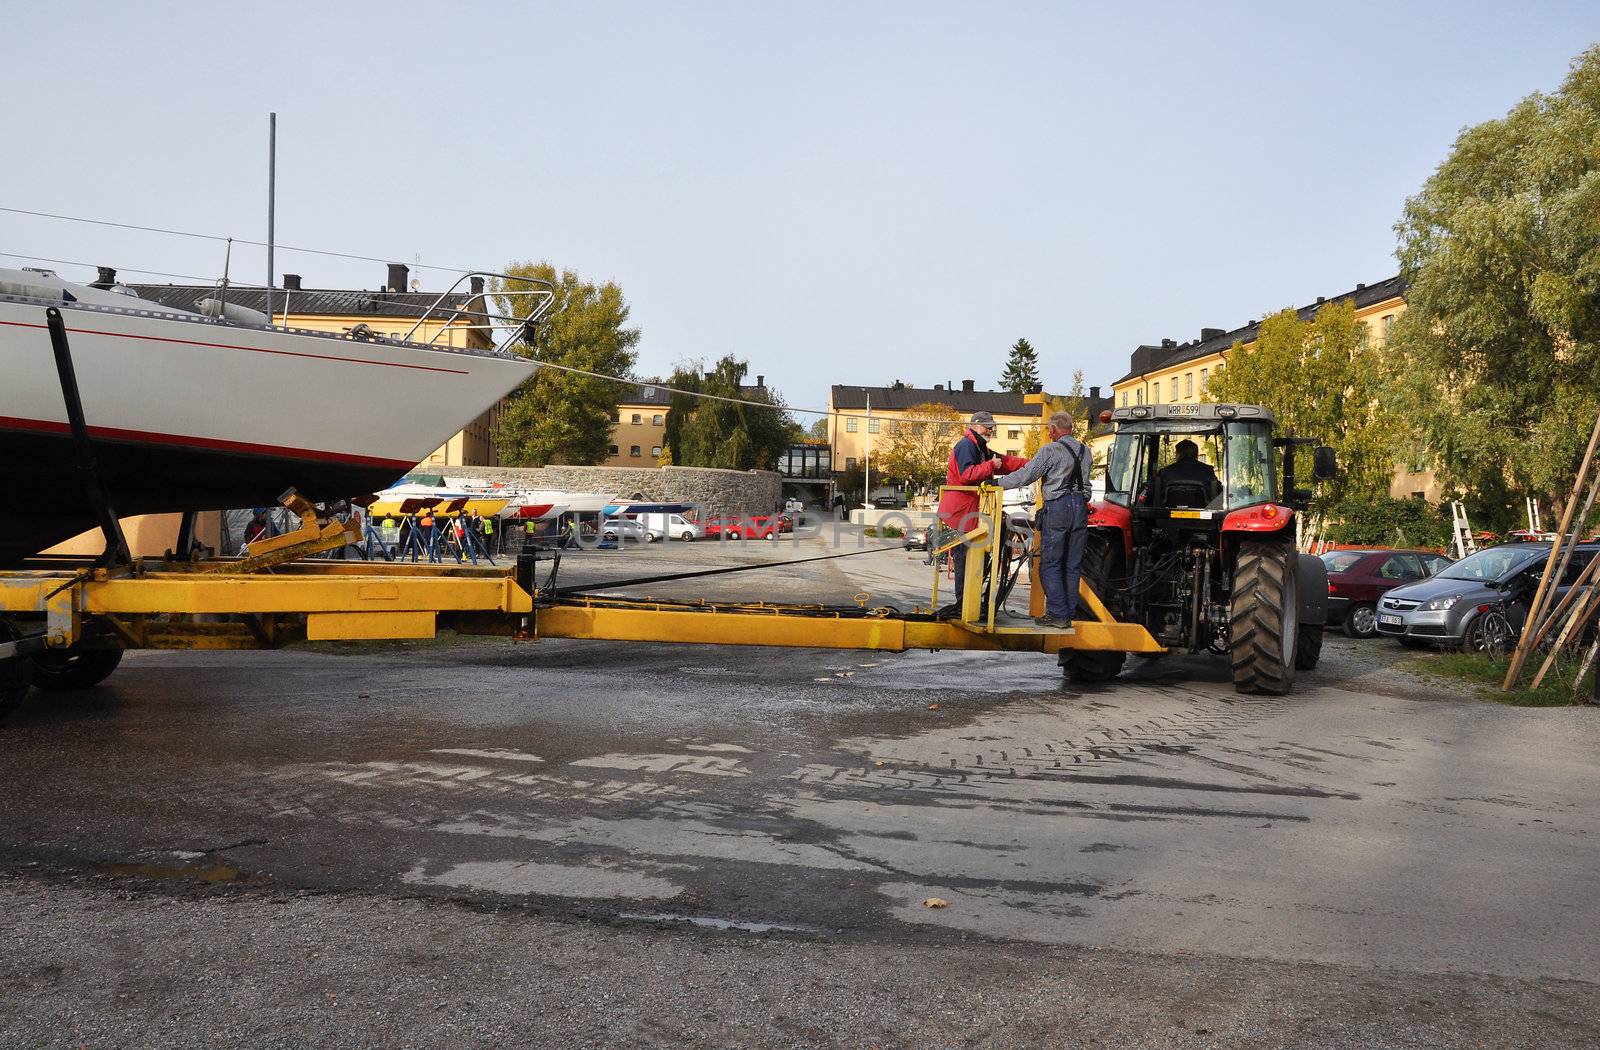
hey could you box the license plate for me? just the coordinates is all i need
[1168,403,1200,416]
[1379,614,1403,626]
[1169,509,1202,519]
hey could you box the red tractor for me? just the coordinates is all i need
[1063,403,1336,695]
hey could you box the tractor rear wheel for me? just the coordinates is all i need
[1060,533,1128,685]
[1230,538,1299,695]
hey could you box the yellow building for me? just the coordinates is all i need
[602,375,779,468]
[130,264,501,469]
[1104,275,1436,499]
[828,381,1113,485]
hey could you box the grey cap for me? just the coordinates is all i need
[969,410,996,427]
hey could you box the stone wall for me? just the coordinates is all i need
[446,465,783,517]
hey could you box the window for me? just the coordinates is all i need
[1152,380,1162,402]
[1200,367,1208,391]
[1184,373,1193,398]
[629,445,641,457]
[846,417,859,432]
[608,444,619,456]
[845,457,857,469]
[1136,388,1144,406]
[651,446,661,457]
[1381,314,1395,339]
[616,412,623,423]
[1008,428,1020,440]
[653,414,663,426]
[1119,392,1128,407]
[631,413,642,425]
[868,418,880,434]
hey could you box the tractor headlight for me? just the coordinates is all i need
[1423,594,1463,611]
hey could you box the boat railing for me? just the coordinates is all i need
[395,271,556,354]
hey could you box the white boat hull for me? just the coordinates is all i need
[1,294,535,563]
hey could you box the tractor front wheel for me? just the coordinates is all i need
[1060,533,1128,685]
[1229,538,1299,695]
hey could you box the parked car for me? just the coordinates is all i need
[777,513,796,533]
[703,515,780,540]
[600,517,653,543]
[1321,548,1454,638]
[636,512,704,542]
[904,525,930,551]
[1375,541,1598,650]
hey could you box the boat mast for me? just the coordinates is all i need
[266,111,277,325]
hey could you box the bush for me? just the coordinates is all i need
[1325,496,1449,549]
[864,526,904,538]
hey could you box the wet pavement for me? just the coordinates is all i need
[3,530,1599,1045]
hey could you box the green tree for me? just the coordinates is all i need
[1390,44,1600,505]
[1206,301,1399,503]
[876,401,964,495]
[806,417,830,442]
[1000,337,1041,394]
[661,366,702,466]
[491,261,639,466]
[672,356,792,470]
[1325,495,1450,549]
[1022,370,1088,457]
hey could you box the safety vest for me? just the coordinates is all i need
[382,517,395,529]
[483,519,494,534]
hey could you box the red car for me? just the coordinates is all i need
[702,515,780,540]
[1320,548,1454,638]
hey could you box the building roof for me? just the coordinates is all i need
[618,379,777,409]
[831,384,1034,415]
[126,283,478,321]
[1112,274,1408,386]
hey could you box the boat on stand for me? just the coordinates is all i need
[0,266,551,567]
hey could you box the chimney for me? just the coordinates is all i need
[1161,338,1176,349]
[1356,282,1366,291]
[1315,296,1325,305]
[705,371,715,383]
[1200,327,1223,341]
[470,275,484,295]
[756,375,765,388]
[962,379,975,393]
[283,273,302,291]
[90,266,117,290]
[1089,385,1101,401]
[934,383,944,391]
[387,262,410,293]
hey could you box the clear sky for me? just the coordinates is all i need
[3,2,1595,417]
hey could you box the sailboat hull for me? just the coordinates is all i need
[2,295,535,565]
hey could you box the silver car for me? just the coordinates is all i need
[600,517,653,543]
[1374,542,1596,649]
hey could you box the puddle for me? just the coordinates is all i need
[619,912,827,935]
[405,859,682,900]
[99,862,257,884]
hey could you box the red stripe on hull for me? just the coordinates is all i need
[0,415,417,472]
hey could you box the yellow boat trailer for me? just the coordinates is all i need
[0,486,1161,705]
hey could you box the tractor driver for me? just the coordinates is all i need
[1150,439,1222,508]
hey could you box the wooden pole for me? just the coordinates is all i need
[1520,547,1600,656]
[1529,577,1600,690]
[1504,410,1600,689]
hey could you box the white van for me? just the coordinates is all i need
[635,512,705,542]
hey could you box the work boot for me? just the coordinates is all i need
[1033,613,1071,629]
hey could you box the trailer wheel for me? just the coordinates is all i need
[1,622,31,718]
[1294,622,1323,671]
[1230,538,1298,695]
[30,646,124,691]
[1060,533,1128,685]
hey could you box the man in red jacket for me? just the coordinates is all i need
[936,411,1029,616]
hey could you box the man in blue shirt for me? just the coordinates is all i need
[998,411,1093,631]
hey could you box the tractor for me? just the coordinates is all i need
[1062,403,1336,695]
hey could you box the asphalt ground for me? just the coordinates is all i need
[3,528,1598,1047]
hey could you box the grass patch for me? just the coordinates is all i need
[864,526,905,538]
[1402,650,1595,706]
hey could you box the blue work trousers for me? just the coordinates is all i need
[1039,492,1088,621]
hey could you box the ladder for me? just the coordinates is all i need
[1526,497,1544,536]
[1450,501,1479,560]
